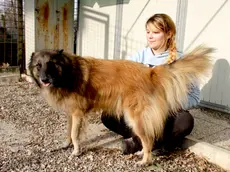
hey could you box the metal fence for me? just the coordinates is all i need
[0,0,25,72]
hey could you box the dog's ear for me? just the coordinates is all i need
[57,49,64,54]
[31,52,35,59]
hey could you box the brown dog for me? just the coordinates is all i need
[29,46,213,165]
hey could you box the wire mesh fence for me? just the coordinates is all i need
[0,0,25,72]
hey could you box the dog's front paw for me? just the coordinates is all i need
[135,160,146,167]
[62,139,72,149]
[50,139,72,153]
[68,148,82,160]
[71,149,82,156]
[135,159,151,167]
[135,153,152,167]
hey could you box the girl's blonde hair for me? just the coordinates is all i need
[146,13,177,64]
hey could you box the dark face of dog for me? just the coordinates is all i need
[29,49,74,89]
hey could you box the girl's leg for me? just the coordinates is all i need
[101,111,133,138]
[162,110,194,151]
[101,110,194,155]
[101,111,142,154]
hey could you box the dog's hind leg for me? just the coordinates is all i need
[133,127,153,166]
[125,109,153,166]
[70,109,84,156]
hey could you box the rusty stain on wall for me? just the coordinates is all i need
[35,0,73,52]
[41,1,49,48]
[62,3,68,51]
[36,1,50,48]
[54,24,60,49]
[36,1,50,31]
[53,9,60,50]
[42,2,49,30]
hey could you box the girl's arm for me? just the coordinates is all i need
[182,84,201,110]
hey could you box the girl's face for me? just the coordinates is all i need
[146,23,170,53]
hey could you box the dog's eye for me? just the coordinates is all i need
[55,63,61,68]
[55,63,62,72]
[36,63,42,70]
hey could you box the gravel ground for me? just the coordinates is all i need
[0,81,227,172]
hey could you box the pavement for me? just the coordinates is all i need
[189,108,230,151]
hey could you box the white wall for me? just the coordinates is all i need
[24,0,35,70]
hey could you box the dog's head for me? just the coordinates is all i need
[29,49,73,88]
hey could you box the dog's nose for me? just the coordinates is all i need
[41,78,49,83]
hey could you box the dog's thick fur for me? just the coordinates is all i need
[29,46,213,165]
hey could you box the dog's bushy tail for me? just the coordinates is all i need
[157,45,214,112]
[141,45,214,140]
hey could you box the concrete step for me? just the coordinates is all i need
[0,66,20,84]
[183,136,230,171]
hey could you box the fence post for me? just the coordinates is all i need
[17,0,24,73]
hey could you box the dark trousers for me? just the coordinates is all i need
[101,110,194,152]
